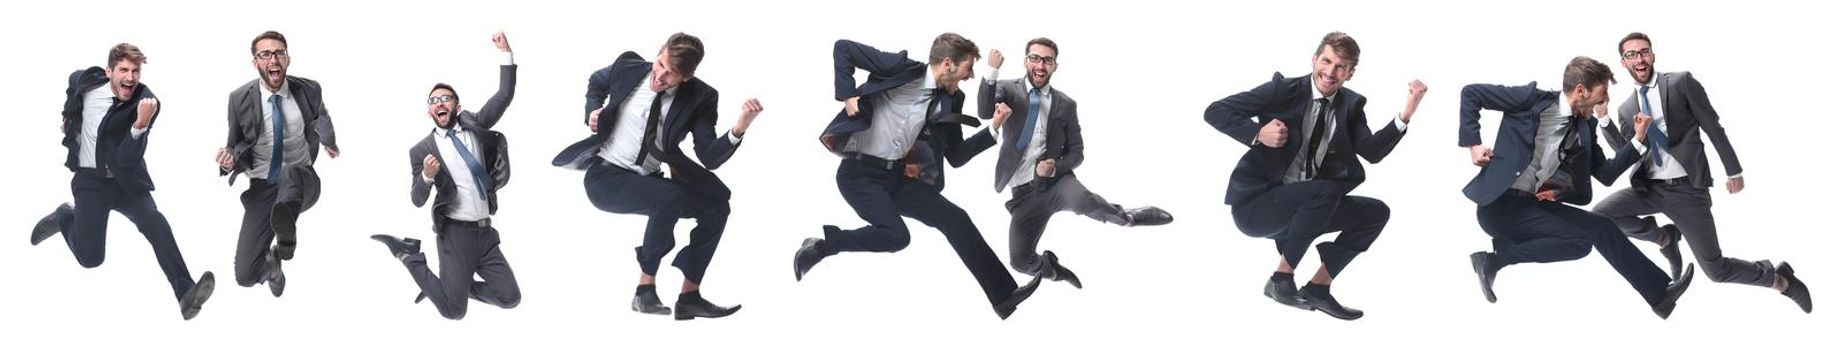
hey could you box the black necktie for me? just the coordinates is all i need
[634,93,666,166]
[1304,98,1331,179]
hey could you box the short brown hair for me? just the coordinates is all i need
[108,43,146,68]
[1026,37,1058,56]
[928,32,980,65]
[1561,56,1616,92]
[1617,32,1651,53]
[251,31,289,56]
[1313,32,1361,66]
[661,32,705,77]
[430,83,458,103]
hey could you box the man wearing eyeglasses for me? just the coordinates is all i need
[551,32,761,320]
[28,43,217,320]
[1590,32,1811,313]
[793,33,1043,320]
[216,31,340,298]
[948,38,1174,291]
[1204,32,1426,320]
[369,32,521,320]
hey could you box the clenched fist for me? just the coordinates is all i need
[423,154,442,179]
[1258,119,1288,148]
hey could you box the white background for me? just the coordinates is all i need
[1,0,1832,348]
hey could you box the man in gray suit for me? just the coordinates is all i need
[370,32,521,320]
[1593,32,1811,313]
[948,38,1173,290]
[215,31,341,298]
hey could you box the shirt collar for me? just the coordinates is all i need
[1309,74,1337,102]
[261,80,291,100]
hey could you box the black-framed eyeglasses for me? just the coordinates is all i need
[1026,54,1058,65]
[1621,48,1654,60]
[427,95,456,105]
[255,50,290,60]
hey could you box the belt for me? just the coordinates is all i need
[1651,176,1690,186]
[842,152,902,171]
[75,167,114,179]
[442,216,492,228]
[594,158,662,177]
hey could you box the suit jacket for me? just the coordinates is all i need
[221,75,339,185]
[61,67,160,193]
[819,39,979,191]
[1458,83,1641,206]
[1205,72,1407,205]
[949,78,1084,193]
[1600,71,1742,189]
[552,52,741,200]
[410,65,515,225]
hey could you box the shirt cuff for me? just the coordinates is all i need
[1392,115,1408,131]
[501,52,516,66]
[1631,138,1648,153]
[130,126,148,139]
[985,66,1001,81]
[1728,173,1743,180]
[725,131,742,143]
[421,172,436,184]
[1597,115,1615,128]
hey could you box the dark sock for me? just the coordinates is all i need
[635,284,656,296]
[1301,283,1331,297]
[1271,271,1294,282]
[680,290,703,302]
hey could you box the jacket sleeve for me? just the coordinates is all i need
[1206,75,1286,148]
[1680,72,1743,176]
[833,39,917,101]
[474,64,518,129]
[690,90,740,170]
[1458,83,1543,147]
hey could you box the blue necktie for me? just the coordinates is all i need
[1015,88,1040,149]
[1639,86,1670,166]
[267,95,285,181]
[447,129,492,200]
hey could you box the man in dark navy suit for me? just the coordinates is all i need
[552,33,762,321]
[1460,56,1693,319]
[30,43,216,320]
[1205,32,1425,320]
[792,33,1041,320]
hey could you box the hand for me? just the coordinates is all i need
[1401,80,1427,123]
[732,98,763,137]
[903,163,920,179]
[1035,159,1056,177]
[1257,119,1288,148]
[423,154,441,179]
[492,32,511,52]
[216,147,235,170]
[1726,176,1745,194]
[987,49,1004,69]
[1534,189,1559,201]
[1633,113,1654,143]
[1593,103,1609,119]
[134,98,158,129]
[844,96,861,117]
[1470,145,1494,167]
[587,107,603,133]
[991,102,1012,132]
[326,146,340,159]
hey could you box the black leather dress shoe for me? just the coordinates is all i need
[266,249,286,298]
[179,272,216,320]
[370,234,422,260]
[271,203,300,260]
[1300,287,1364,320]
[1653,264,1697,319]
[30,203,71,246]
[1470,251,1500,303]
[674,296,741,320]
[1264,277,1310,310]
[632,286,672,315]
[1038,251,1083,289]
[793,238,827,281]
[1777,262,1812,313]
[994,276,1042,320]
[1124,206,1173,227]
[1658,223,1685,281]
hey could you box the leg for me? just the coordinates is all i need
[1049,176,1130,226]
[271,165,321,259]
[470,226,520,309]
[232,183,279,288]
[1537,202,1672,306]
[114,192,199,300]
[893,180,1019,308]
[61,174,114,268]
[1004,188,1057,275]
[1316,195,1389,279]
[1658,186,1776,287]
[1232,181,1345,269]
[1591,187,1668,243]
[403,224,481,320]
[1475,197,1596,266]
[671,186,730,285]
[582,163,685,279]
[823,161,911,253]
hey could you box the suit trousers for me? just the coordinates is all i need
[1230,180,1388,277]
[233,164,320,286]
[399,217,521,319]
[1478,189,1670,305]
[821,158,1018,307]
[56,171,198,300]
[584,159,730,284]
[1002,174,1127,275]
[1593,180,1776,287]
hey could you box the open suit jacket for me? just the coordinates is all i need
[410,65,515,228]
[61,67,160,192]
[221,75,339,185]
[552,52,740,200]
[1205,72,1406,206]
[949,77,1083,193]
